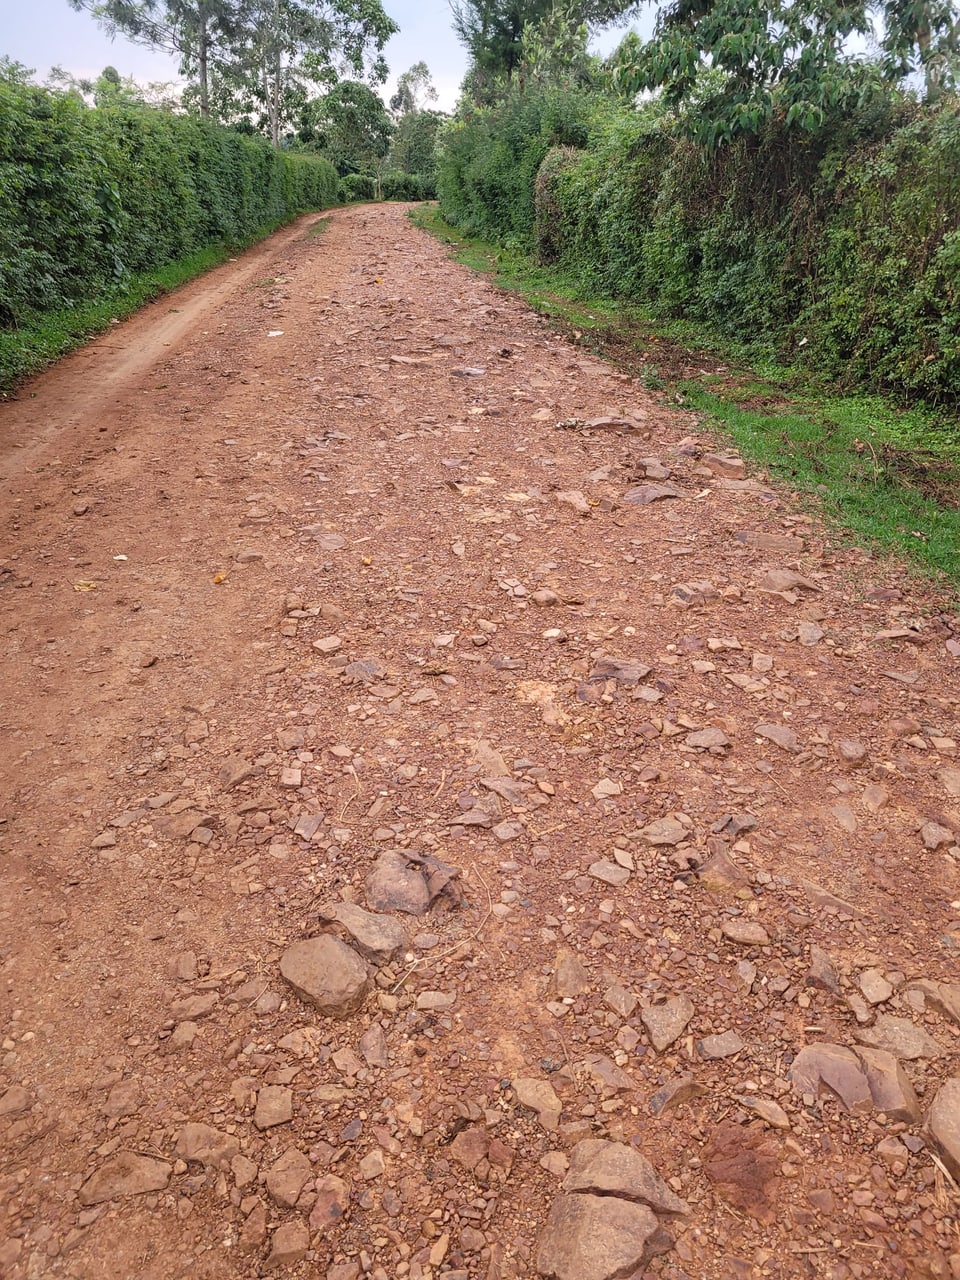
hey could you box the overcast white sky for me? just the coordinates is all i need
[3,0,648,112]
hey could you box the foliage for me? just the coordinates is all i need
[380,172,434,199]
[610,0,960,147]
[306,79,393,175]
[0,70,338,336]
[337,171,376,200]
[437,82,960,405]
[389,61,438,115]
[387,107,445,180]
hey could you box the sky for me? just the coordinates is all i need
[2,0,647,113]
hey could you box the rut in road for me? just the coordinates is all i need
[1,203,959,1280]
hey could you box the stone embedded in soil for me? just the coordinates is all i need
[920,820,954,850]
[451,1126,490,1171]
[535,1194,673,1280]
[837,738,868,768]
[102,1078,141,1119]
[318,900,406,964]
[266,1147,312,1207]
[698,846,748,894]
[699,1030,745,1059]
[588,859,630,887]
[648,1077,708,1117]
[703,452,745,479]
[758,568,819,593]
[641,995,695,1052]
[855,1014,944,1060]
[514,1077,563,1131]
[255,1085,293,1130]
[624,482,682,505]
[858,967,894,1005]
[639,816,688,846]
[789,1042,919,1121]
[78,1153,171,1206]
[563,1140,689,1215]
[754,722,799,752]
[587,656,652,686]
[703,1121,781,1224]
[175,1123,240,1169]
[739,1097,791,1129]
[927,1077,960,1179]
[280,936,369,1017]
[685,727,731,752]
[907,979,960,1025]
[365,849,460,915]
[0,1086,32,1116]
[554,947,591,998]
[239,1203,268,1253]
[722,919,770,946]
[309,1174,351,1230]
[264,1221,310,1271]
[806,945,841,994]
[359,1022,389,1069]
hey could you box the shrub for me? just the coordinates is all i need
[338,172,377,202]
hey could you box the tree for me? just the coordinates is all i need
[300,79,393,181]
[67,0,241,117]
[452,0,635,94]
[610,0,959,146]
[389,60,438,115]
[388,106,444,176]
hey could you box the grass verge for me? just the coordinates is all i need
[0,210,325,398]
[411,204,960,589]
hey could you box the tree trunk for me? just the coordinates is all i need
[199,18,209,117]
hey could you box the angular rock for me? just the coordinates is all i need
[175,1123,240,1169]
[837,738,868,768]
[255,1085,293,1130]
[318,900,406,965]
[703,453,745,479]
[587,656,652,686]
[641,995,695,1052]
[359,1022,389,1069]
[78,1153,171,1206]
[855,1014,944,1060]
[514,1078,562,1131]
[535,1194,672,1280]
[309,1174,351,1230]
[0,1086,32,1116]
[698,847,748,895]
[789,1044,873,1113]
[266,1147,312,1207]
[699,1030,744,1059]
[623,483,682,505]
[858,968,893,1005]
[722,919,770,946]
[648,1076,708,1117]
[921,821,954,850]
[927,1077,960,1179]
[754,722,799,753]
[758,569,819,593]
[857,1046,921,1123]
[450,1126,490,1172]
[554,947,591,998]
[264,1222,309,1271]
[685,727,731,752]
[806,945,841,994]
[906,979,960,1025]
[280,935,369,1017]
[739,1097,790,1130]
[365,850,431,914]
[640,816,688,846]
[563,1140,688,1214]
[588,859,630,888]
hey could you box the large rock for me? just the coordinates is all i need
[266,1147,312,1207]
[514,1078,562,1131]
[554,947,591,998]
[78,1153,171,1206]
[641,995,695,1052]
[264,1222,309,1271]
[175,1123,240,1169]
[280,935,369,1017]
[907,979,960,1026]
[855,1014,944,1060]
[927,1077,960,1179]
[857,1047,921,1123]
[309,1173,351,1230]
[536,1193,673,1280]
[789,1042,920,1122]
[365,850,430,915]
[318,902,406,965]
[703,1122,781,1224]
[563,1140,688,1215]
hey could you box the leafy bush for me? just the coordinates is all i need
[439,85,960,404]
[0,71,338,330]
[338,172,377,202]
[381,172,432,201]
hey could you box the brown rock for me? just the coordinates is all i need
[639,816,688,846]
[450,1126,490,1171]
[175,1123,240,1169]
[699,1030,745,1059]
[623,483,682,505]
[587,657,652,686]
[806,945,841,994]
[563,1140,688,1214]
[754,722,799,753]
[280,935,369,1017]
[365,850,431,914]
[703,1121,781,1224]
[648,1076,708,1117]
[554,947,591,998]
[641,995,695,1052]
[514,1077,562,1131]
[907,979,960,1025]
[722,919,770,946]
[857,1047,921,1123]
[855,1015,943,1061]
[358,1022,389,1068]
[265,1147,311,1207]
[698,846,748,895]
[927,1077,960,1179]
[239,1201,268,1253]
[703,453,745,479]
[0,1086,32,1116]
[858,968,894,1005]
[318,900,406,965]
[837,738,868,768]
[264,1221,310,1270]
[78,1153,171,1206]
[535,1193,672,1280]
[921,821,954,850]
[310,1173,351,1230]
[685,727,731,752]
[789,1044,873,1113]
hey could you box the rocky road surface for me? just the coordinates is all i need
[1,203,959,1280]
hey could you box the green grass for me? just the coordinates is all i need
[411,205,960,592]
[0,212,312,397]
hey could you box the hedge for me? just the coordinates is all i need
[437,90,960,405]
[0,76,339,329]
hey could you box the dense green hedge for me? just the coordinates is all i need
[0,76,339,329]
[437,90,960,404]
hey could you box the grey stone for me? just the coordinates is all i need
[699,1030,744,1059]
[318,900,406,965]
[280,935,369,1017]
[641,995,695,1052]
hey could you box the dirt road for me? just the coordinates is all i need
[1,204,958,1280]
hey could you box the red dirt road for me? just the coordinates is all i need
[1,204,958,1280]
